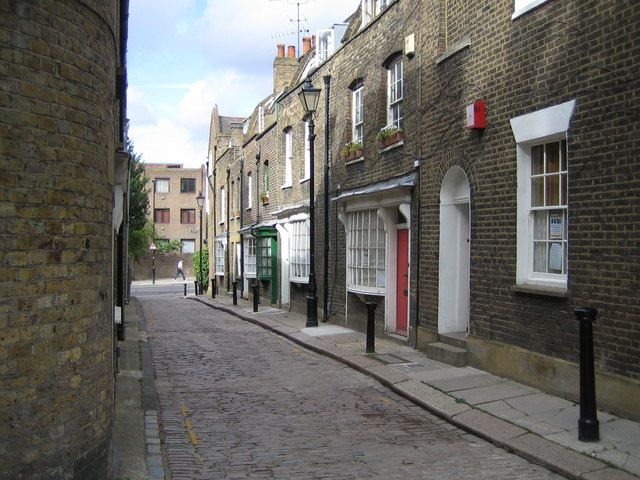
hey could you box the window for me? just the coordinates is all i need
[361,0,393,26]
[244,237,257,277]
[530,141,568,276]
[154,208,170,223]
[180,178,196,193]
[247,172,253,209]
[181,239,195,253]
[264,162,270,195]
[231,181,236,217]
[352,85,364,145]
[316,29,333,63]
[346,210,386,293]
[220,187,226,223]
[258,106,265,133]
[289,220,310,282]
[180,208,195,224]
[283,128,293,187]
[155,178,169,193]
[387,58,404,129]
[511,100,575,290]
[257,237,272,278]
[302,120,310,180]
[215,240,225,275]
[512,0,552,19]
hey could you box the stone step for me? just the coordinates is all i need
[439,331,467,349]
[426,342,468,367]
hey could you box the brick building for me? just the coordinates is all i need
[205,0,639,421]
[1,1,130,478]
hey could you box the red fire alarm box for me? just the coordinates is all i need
[466,100,486,129]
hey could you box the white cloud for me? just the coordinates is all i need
[129,119,206,169]
[128,0,361,171]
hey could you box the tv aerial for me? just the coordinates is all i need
[268,0,310,56]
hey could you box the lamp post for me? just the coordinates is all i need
[196,191,205,295]
[298,78,321,328]
[151,179,157,284]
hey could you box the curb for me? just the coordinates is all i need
[188,296,637,480]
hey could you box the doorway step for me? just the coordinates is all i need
[426,332,468,367]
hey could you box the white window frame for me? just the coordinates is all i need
[345,209,386,295]
[512,0,552,20]
[258,106,265,133]
[352,85,364,145]
[511,100,576,291]
[283,129,293,187]
[215,239,225,275]
[219,187,226,224]
[289,220,310,283]
[155,178,169,193]
[244,237,257,277]
[180,239,195,254]
[302,120,310,181]
[387,58,403,130]
[247,172,253,209]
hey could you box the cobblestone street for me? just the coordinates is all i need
[141,295,565,479]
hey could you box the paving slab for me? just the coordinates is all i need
[582,467,640,480]
[428,372,505,392]
[503,392,576,415]
[301,325,353,336]
[364,364,412,386]
[452,380,539,405]
[341,354,382,371]
[451,409,528,443]
[508,433,606,479]
[394,379,471,418]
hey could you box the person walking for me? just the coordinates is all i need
[174,259,186,280]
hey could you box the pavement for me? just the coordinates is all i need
[118,280,639,480]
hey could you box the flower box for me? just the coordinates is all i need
[376,127,405,149]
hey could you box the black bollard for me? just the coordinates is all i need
[252,282,259,313]
[365,301,377,353]
[574,307,599,442]
[211,279,216,299]
[194,280,198,295]
[183,283,187,297]
[232,281,238,305]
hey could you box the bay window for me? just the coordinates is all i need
[244,237,257,277]
[289,220,310,283]
[346,210,386,293]
[215,239,225,275]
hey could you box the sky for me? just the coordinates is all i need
[128,0,360,168]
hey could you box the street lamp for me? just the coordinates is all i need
[196,191,205,295]
[151,179,157,284]
[298,78,321,328]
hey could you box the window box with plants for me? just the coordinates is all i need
[259,191,270,205]
[376,126,405,149]
[340,141,364,162]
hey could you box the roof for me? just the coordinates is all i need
[331,172,416,202]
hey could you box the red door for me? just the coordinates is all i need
[396,229,409,335]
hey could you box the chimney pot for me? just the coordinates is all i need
[287,45,296,58]
[302,36,311,55]
[277,44,285,58]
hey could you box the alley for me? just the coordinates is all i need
[139,295,564,479]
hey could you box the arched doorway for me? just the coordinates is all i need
[438,166,470,334]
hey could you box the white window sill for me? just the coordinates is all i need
[281,183,292,190]
[345,156,365,166]
[245,273,257,278]
[379,140,404,153]
[511,282,568,298]
[214,272,225,276]
[290,277,309,285]
[512,0,552,20]
[347,285,386,296]
[300,177,310,184]
[246,207,252,211]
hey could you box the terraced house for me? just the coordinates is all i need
[206,0,639,421]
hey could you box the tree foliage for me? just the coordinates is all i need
[128,141,149,232]
[193,248,209,290]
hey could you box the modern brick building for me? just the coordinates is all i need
[1,1,130,478]
[144,163,205,254]
[206,0,639,421]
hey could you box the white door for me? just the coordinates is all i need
[438,167,470,334]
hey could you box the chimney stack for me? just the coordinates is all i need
[277,44,285,58]
[302,36,311,55]
[287,45,296,58]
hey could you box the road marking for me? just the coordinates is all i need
[188,430,199,445]
[180,404,189,417]
[184,419,192,430]
[180,404,199,446]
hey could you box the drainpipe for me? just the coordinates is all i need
[255,150,261,220]
[226,165,231,292]
[322,75,331,322]
[213,146,217,288]
[413,161,421,350]
[239,159,244,297]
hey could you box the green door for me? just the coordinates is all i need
[256,228,278,304]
